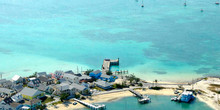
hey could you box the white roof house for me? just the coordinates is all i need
[11,75,23,83]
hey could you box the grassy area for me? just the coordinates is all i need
[93,86,105,91]
[52,101,62,105]
[208,84,220,94]
[42,97,55,104]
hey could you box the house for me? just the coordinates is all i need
[70,83,89,95]
[0,88,14,96]
[0,79,13,89]
[23,99,41,109]
[2,97,23,110]
[20,87,45,100]
[0,102,15,110]
[11,75,23,84]
[12,84,23,92]
[64,70,75,75]
[79,75,92,83]
[53,83,72,95]
[28,78,41,88]
[36,72,47,78]
[63,73,79,83]
[51,70,64,79]
[37,84,54,94]
[38,76,54,85]
[100,74,117,82]
[89,70,102,79]
[11,94,23,103]
[94,81,113,90]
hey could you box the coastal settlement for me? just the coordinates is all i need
[0,59,220,110]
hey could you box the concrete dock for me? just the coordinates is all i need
[102,58,119,74]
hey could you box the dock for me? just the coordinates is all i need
[102,58,119,74]
[129,89,143,99]
[73,98,106,110]
[129,89,151,104]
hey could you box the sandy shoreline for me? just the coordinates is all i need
[47,78,220,110]
[47,89,175,110]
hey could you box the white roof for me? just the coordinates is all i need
[29,77,36,80]
[12,75,22,81]
[182,91,193,95]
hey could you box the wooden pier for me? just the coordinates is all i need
[129,89,144,99]
[73,98,106,110]
[129,89,151,104]
[102,58,119,74]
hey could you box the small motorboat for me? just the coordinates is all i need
[184,3,187,6]
[215,2,219,5]
[171,97,178,101]
[141,0,144,8]
[200,9,204,12]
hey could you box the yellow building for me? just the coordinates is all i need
[20,87,45,100]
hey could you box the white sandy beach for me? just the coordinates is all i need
[47,89,175,110]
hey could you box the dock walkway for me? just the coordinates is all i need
[73,98,106,110]
[129,89,143,99]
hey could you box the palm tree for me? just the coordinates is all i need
[155,79,158,87]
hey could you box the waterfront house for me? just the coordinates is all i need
[11,75,23,84]
[19,87,45,100]
[0,88,14,96]
[94,81,113,90]
[53,83,72,95]
[38,76,54,85]
[28,77,41,88]
[70,83,88,94]
[0,79,13,89]
[11,94,23,103]
[89,70,102,79]
[36,72,47,78]
[63,73,79,83]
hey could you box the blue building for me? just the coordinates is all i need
[100,74,118,82]
[180,91,194,103]
[89,70,102,79]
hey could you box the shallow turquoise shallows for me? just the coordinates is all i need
[0,0,220,81]
[82,95,213,110]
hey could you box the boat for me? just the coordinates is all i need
[201,9,204,12]
[215,0,219,5]
[138,95,151,104]
[141,0,144,8]
[171,97,178,101]
[180,91,194,103]
[184,0,187,6]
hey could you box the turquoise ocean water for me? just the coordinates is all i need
[0,0,220,81]
[82,95,213,110]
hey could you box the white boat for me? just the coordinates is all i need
[138,95,151,104]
